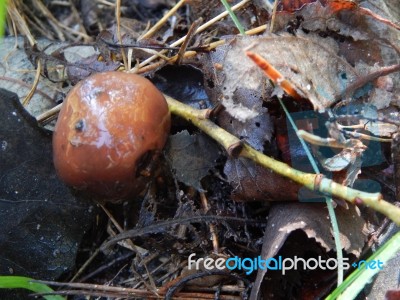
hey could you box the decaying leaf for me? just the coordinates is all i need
[0,89,95,280]
[224,157,301,202]
[0,37,57,118]
[392,132,400,201]
[221,34,358,111]
[250,202,368,299]
[165,130,220,191]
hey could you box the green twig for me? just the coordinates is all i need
[220,0,246,34]
[165,95,400,225]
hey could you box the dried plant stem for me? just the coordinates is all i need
[200,192,220,253]
[140,0,186,39]
[165,95,400,225]
[32,0,90,40]
[298,129,349,148]
[270,0,279,33]
[137,0,250,70]
[36,102,61,124]
[7,1,41,106]
[7,1,35,45]
[176,18,203,65]
[334,64,400,105]
[115,0,128,70]
[22,59,41,106]
[137,26,264,74]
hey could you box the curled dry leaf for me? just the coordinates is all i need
[224,157,301,202]
[273,0,400,107]
[250,202,368,299]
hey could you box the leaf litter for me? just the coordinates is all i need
[2,0,400,298]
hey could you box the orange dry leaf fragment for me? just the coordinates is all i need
[278,0,399,30]
[246,51,302,101]
[278,0,356,13]
[327,0,358,13]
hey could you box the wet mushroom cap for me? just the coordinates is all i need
[53,71,171,201]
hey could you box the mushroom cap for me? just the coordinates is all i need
[53,71,170,201]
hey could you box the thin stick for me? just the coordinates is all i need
[137,0,250,70]
[33,0,90,40]
[36,103,61,124]
[176,18,202,65]
[140,0,187,39]
[22,59,41,106]
[200,192,220,253]
[115,0,128,70]
[101,204,148,255]
[6,1,36,46]
[270,0,279,33]
[334,64,400,105]
[136,23,266,73]
[298,130,349,149]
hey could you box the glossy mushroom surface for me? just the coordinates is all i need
[53,71,170,201]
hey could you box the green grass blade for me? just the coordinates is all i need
[326,231,400,300]
[0,276,64,300]
[0,0,7,38]
[278,98,344,284]
[220,0,246,34]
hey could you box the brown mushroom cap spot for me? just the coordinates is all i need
[53,71,171,201]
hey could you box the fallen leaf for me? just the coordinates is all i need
[224,157,301,202]
[205,33,362,115]
[165,130,220,191]
[250,202,367,299]
[0,88,95,280]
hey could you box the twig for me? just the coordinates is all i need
[140,0,187,40]
[176,18,202,65]
[136,24,266,74]
[334,64,400,105]
[115,0,128,70]
[137,0,250,71]
[200,192,220,253]
[69,248,101,283]
[6,1,36,46]
[165,95,400,225]
[100,204,148,255]
[270,0,279,33]
[101,215,265,250]
[22,59,41,106]
[298,129,348,148]
[358,7,400,31]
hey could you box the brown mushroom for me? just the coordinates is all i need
[53,71,170,202]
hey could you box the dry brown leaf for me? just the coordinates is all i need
[250,202,368,299]
[212,34,359,112]
[224,157,301,202]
